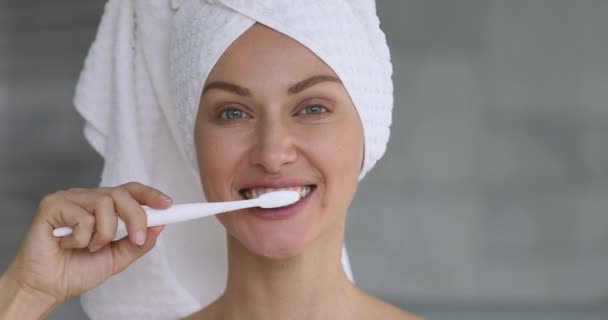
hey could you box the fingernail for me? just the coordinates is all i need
[89,244,102,253]
[160,194,173,204]
[135,230,146,245]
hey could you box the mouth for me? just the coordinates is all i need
[239,185,316,201]
[238,184,317,220]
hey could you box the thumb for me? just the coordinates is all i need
[110,225,165,275]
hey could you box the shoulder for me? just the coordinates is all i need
[181,299,221,320]
[366,299,424,320]
[355,290,425,320]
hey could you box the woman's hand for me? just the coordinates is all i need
[3,182,172,308]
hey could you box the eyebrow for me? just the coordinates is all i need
[287,75,341,94]
[201,75,342,97]
[201,81,251,97]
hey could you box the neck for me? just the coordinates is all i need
[218,225,357,320]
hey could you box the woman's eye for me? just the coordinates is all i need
[298,104,328,115]
[219,107,249,120]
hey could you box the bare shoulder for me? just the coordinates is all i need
[355,290,425,320]
[181,299,221,320]
[365,298,423,320]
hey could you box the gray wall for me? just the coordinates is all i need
[1,1,607,319]
[350,0,608,304]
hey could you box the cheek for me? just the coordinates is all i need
[327,115,364,175]
[195,128,246,200]
[323,134,361,179]
[333,128,363,196]
[299,117,363,203]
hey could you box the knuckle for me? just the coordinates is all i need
[123,181,141,190]
[98,187,111,194]
[39,192,63,212]
[96,194,114,208]
[95,227,114,242]
[126,209,145,226]
[73,233,90,248]
[54,190,68,198]
[82,214,96,228]
[110,186,128,198]
[135,206,146,219]
[65,187,85,194]
[39,194,55,210]
[74,228,93,248]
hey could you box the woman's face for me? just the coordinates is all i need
[194,24,363,259]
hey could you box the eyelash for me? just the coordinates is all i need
[217,103,330,121]
[295,104,329,116]
[219,107,250,120]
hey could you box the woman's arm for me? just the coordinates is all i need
[0,267,59,320]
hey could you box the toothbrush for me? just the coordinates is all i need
[52,190,300,241]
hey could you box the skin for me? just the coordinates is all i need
[187,23,420,320]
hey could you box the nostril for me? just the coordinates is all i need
[249,137,298,173]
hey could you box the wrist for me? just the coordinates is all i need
[0,267,59,319]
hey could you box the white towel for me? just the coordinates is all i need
[76,1,213,318]
[73,0,395,319]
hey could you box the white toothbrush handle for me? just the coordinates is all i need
[51,218,131,241]
[52,200,257,241]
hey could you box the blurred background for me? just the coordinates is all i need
[1,0,607,319]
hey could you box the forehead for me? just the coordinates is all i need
[205,23,339,87]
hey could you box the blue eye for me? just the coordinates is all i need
[299,104,328,115]
[220,107,249,120]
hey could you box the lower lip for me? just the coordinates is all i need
[248,187,316,220]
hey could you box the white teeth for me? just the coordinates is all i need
[242,186,312,200]
[299,186,311,198]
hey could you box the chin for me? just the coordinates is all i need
[245,232,310,259]
[219,207,320,260]
[228,218,315,260]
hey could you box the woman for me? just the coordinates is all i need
[0,0,420,319]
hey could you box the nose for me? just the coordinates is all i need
[249,119,298,174]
